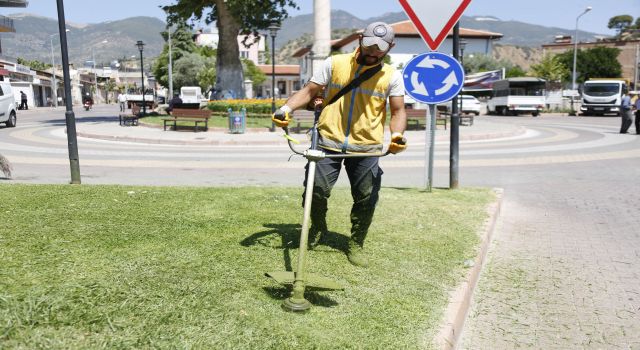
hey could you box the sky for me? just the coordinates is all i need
[6,0,640,36]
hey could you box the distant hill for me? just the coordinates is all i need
[276,11,606,49]
[1,14,166,67]
[1,11,607,70]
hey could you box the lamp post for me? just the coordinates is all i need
[459,39,467,69]
[571,6,592,115]
[168,26,174,99]
[136,40,146,115]
[268,22,280,132]
[91,40,108,104]
[49,34,58,107]
[49,29,69,108]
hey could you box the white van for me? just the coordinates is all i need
[0,81,17,127]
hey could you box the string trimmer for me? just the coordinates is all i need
[266,107,389,312]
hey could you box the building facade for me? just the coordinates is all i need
[542,39,640,88]
[293,20,503,85]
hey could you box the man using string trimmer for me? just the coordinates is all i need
[273,22,407,268]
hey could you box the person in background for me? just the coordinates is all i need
[118,93,127,112]
[620,90,633,134]
[19,91,28,110]
[166,93,182,115]
[633,91,640,135]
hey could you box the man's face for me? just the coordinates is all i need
[358,36,392,66]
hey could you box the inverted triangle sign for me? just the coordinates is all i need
[399,0,472,51]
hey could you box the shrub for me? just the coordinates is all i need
[207,99,287,115]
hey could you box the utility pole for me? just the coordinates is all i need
[312,0,330,76]
[168,27,173,98]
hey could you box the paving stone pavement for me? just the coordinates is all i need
[460,159,640,349]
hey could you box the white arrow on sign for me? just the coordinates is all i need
[398,0,472,50]
[435,71,459,95]
[410,72,429,96]
[416,56,450,69]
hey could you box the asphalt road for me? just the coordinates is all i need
[2,104,640,348]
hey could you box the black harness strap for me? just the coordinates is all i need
[326,64,383,106]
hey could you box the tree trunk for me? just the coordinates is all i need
[214,0,244,99]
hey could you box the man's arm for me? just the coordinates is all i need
[282,82,325,111]
[388,96,407,134]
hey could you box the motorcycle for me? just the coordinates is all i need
[83,100,93,111]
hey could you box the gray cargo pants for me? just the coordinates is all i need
[302,150,383,246]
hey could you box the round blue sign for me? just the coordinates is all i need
[402,52,465,104]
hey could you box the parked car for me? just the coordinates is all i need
[0,81,17,127]
[438,94,482,115]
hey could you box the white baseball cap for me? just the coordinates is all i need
[361,22,395,51]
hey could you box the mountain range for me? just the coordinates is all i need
[0,11,607,68]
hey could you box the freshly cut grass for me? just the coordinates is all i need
[0,184,494,349]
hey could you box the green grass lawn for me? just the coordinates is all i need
[0,184,494,349]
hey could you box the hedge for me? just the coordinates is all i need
[208,99,288,115]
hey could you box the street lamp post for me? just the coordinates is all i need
[168,26,174,99]
[91,40,108,104]
[268,22,280,132]
[49,35,58,107]
[49,29,69,108]
[459,39,467,68]
[136,40,146,116]
[571,6,592,115]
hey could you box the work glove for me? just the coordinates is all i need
[272,105,293,128]
[388,132,407,154]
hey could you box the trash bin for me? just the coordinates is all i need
[228,107,246,134]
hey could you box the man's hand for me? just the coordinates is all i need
[272,105,293,128]
[388,132,407,154]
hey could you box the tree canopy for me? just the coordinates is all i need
[152,22,198,92]
[555,47,622,84]
[607,15,634,34]
[530,53,568,86]
[162,0,298,99]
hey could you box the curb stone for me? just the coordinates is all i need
[433,188,504,350]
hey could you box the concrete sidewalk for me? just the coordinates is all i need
[74,116,525,146]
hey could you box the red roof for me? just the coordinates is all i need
[257,65,300,75]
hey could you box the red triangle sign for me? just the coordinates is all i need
[399,0,472,51]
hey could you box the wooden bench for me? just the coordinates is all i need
[405,108,447,130]
[162,108,211,132]
[119,105,140,126]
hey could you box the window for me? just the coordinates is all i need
[240,51,249,59]
[277,81,286,95]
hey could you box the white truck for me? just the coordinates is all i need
[487,77,546,116]
[125,89,155,109]
[180,86,204,104]
[579,79,627,116]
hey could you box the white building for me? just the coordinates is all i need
[293,20,503,84]
[194,28,267,65]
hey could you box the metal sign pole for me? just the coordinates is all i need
[450,23,460,189]
[425,104,436,191]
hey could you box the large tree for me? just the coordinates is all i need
[607,15,634,36]
[162,0,298,99]
[152,22,198,91]
[555,47,622,84]
[530,53,568,88]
